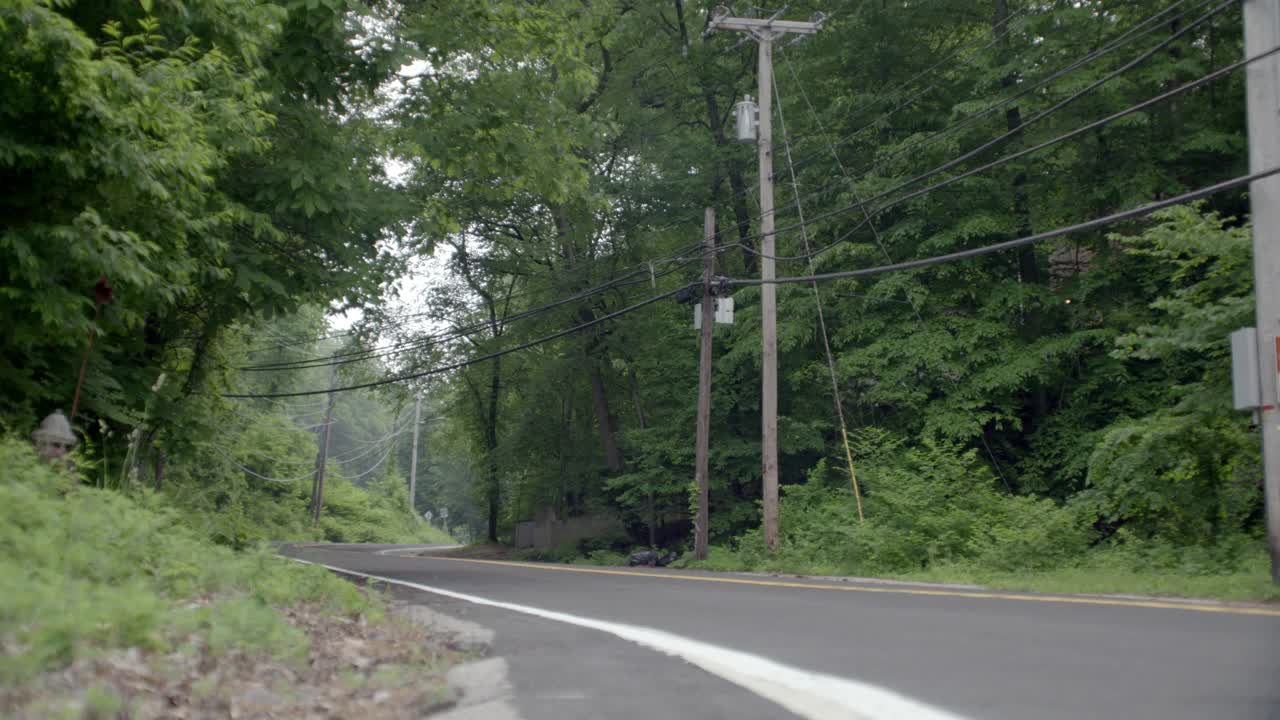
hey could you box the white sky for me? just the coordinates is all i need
[328,58,450,337]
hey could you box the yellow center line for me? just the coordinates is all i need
[414,556,1280,618]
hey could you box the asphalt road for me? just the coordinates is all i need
[282,544,1280,720]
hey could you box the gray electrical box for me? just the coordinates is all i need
[1231,327,1261,410]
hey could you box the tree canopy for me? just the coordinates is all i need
[1,0,1269,581]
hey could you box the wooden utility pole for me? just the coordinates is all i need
[708,9,824,552]
[310,370,337,525]
[1244,0,1280,583]
[409,392,422,519]
[694,208,716,561]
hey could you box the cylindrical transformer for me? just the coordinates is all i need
[734,95,758,143]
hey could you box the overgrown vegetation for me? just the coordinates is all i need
[676,433,1275,601]
[0,438,373,685]
[0,1,460,707]
[1,0,1274,636]
[376,1,1275,599]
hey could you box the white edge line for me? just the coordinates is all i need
[287,554,970,720]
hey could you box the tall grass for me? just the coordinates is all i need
[0,438,377,684]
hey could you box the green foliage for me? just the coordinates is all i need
[0,437,375,685]
[320,472,454,545]
[900,538,1279,602]
[1081,412,1260,545]
[722,437,1091,576]
[0,0,402,427]
[381,0,1266,597]
[1080,207,1261,545]
[0,0,1269,604]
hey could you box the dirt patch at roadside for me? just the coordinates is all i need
[2,601,463,719]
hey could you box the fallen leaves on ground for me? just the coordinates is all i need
[2,600,462,719]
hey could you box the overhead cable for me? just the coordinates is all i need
[774,68,865,521]
[725,167,1280,287]
[238,251,701,372]
[211,445,316,484]
[224,284,691,398]
[740,40,1277,264]
[731,0,1237,254]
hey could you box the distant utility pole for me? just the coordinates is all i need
[409,392,422,520]
[310,369,337,525]
[694,208,716,561]
[1244,0,1280,583]
[708,7,825,552]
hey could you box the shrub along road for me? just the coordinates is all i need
[283,543,1280,720]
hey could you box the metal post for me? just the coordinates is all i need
[1244,0,1280,583]
[708,11,822,555]
[409,392,422,519]
[695,208,716,561]
[757,31,780,553]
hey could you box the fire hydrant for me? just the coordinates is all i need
[32,410,76,463]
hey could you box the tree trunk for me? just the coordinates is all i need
[589,363,624,473]
[994,0,1047,428]
[486,357,501,542]
[553,198,624,475]
[557,394,573,519]
[152,449,164,492]
[627,366,656,547]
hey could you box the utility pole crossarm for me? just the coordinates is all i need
[708,18,823,34]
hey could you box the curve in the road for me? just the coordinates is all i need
[293,557,968,720]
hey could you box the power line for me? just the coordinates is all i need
[211,445,316,484]
[782,46,1011,488]
[224,284,691,398]
[738,37,1273,264]
[238,241,702,369]
[774,65,865,521]
[768,0,1235,253]
[768,4,1036,188]
[237,250,702,372]
[465,3,1004,273]
[728,0,1234,256]
[777,0,1209,193]
[285,3,1061,369]
[239,240,702,358]
[845,0,1215,192]
[691,2,1036,226]
[780,48,918,319]
[338,443,398,483]
[706,0,1196,236]
[725,167,1280,287]
[225,3,1242,399]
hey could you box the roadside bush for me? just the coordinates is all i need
[1080,412,1260,546]
[972,494,1092,572]
[0,438,376,684]
[720,438,1091,576]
